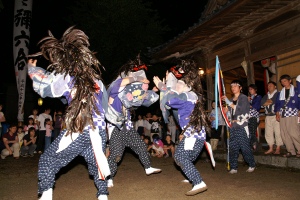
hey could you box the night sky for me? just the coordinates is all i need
[0,0,208,121]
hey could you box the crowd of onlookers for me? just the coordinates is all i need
[209,74,300,159]
[0,107,64,159]
[0,105,182,160]
[132,112,180,158]
[1,74,300,160]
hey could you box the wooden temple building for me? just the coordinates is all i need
[151,0,300,110]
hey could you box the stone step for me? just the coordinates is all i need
[213,150,300,169]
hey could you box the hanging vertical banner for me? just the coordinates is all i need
[13,0,33,122]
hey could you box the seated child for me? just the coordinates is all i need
[20,127,37,157]
[152,139,164,158]
[143,136,153,156]
[163,135,175,158]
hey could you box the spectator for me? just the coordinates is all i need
[163,135,175,158]
[178,133,184,142]
[37,108,52,153]
[209,101,226,151]
[20,127,37,157]
[28,108,39,128]
[143,114,151,137]
[158,115,168,141]
[222,80,255,174]
[23,117,38,135]
[135,114,145,136]
[149,114,161,141]
[248,84,262,151]
[175,125,181,144]
[1,124,19,159]
[143,136,153,156]
[17,126,25,148]
[53,110,64,140]
[44,118,53,151]
[167,114,176,143]
[0,104,6,137]
[261,81,283,155]
[275,74,300,158]
[152,138,165,157]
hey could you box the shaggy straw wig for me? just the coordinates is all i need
[31,26,104,134]
[177,59,209,133]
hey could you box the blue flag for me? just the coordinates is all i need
[214,56,220,129]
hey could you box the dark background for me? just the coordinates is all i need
[0,0,208,123]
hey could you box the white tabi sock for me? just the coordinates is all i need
[39,188,53,200]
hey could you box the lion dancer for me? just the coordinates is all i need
[153,60,214,196]
[106,55,161,188]
[27,27,110,200]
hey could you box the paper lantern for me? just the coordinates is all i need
[38,98,43,106]
[198,68,205,75]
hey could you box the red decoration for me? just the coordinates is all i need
[261,59,270,68]
[133,64,148,71]
[170,66,183,78]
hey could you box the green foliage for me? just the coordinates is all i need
[66,0,168,82]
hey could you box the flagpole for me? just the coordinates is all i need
[219,69,231,171]
[214,57,219,129]
[216,56,231,171]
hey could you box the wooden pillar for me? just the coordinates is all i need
[202,49,213,111]
[206,73,213,111]
[247,61,255,85]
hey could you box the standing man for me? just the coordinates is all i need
[37,108,52,154]
[261,81,283,154]
[1,124,19,159]
[222,80,256,174]
[275,74,300,158]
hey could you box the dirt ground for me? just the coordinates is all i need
[1,149,300,200]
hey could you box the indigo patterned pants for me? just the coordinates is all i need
[229,127,255,170]
[174,137,204,186]
[108,127,151,178]
[38,128,108,197]
[248,117,258,147]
